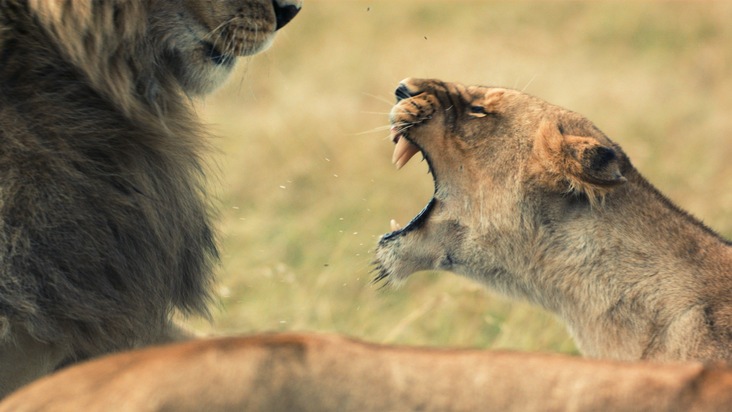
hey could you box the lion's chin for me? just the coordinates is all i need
[234,34,277,57]
[201,42,235,66]
[207,34,276,63]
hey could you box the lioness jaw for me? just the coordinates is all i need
[2,333,732,412]
[375,78,732,362]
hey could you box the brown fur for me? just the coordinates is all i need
[375,78,732,362]
[2,332,732,411]
[0,0,300,397]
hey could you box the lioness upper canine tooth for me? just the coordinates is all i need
[390,127,399,143]
[390,219,402,231]
[392,137,420,169]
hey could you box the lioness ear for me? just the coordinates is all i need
[532,121,626,205]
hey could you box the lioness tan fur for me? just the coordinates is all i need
[0,0,300,397]
[375,78,732,362]
[1,333,731,412]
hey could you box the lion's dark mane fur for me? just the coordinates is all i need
[0,0,217,357]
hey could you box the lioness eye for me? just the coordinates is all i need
[469,105,487,116]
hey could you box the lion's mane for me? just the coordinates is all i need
[0,0,217,358]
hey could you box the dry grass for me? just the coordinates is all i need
[189,0,732,354]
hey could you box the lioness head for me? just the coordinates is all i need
[375,79,732,362]
[375,78,628,289]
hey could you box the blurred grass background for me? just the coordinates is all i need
[189,0,732,355]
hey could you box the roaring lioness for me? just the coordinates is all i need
[375,78,732,362]
[0,0,300,397]
[2,333,732,412]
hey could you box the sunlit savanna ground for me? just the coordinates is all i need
[189,0,732,355]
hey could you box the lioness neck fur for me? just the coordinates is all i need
[0,0,300,397]
[375,78,732,362]
[2,333,732,412]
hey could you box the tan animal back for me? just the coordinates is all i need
[2,333,732,412]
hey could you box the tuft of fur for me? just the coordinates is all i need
[0,0,300,396]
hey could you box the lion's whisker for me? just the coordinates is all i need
[201,16,236,41]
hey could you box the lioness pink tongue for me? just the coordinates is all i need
[392,135,420,170]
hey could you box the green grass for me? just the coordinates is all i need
[189,0,732,354]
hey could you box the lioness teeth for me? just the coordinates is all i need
[390,219,402,231]
[392,134,420,170]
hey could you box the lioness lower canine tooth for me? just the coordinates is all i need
[390,219,402,231]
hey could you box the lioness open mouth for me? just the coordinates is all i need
[379,87,438,246]
[384,132,436,241]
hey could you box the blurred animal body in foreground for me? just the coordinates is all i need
[2,333,732,412]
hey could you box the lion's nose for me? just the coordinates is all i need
[273,0,301,30]
[395,83,416,102]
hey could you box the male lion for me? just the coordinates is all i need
[2,333,732,412]
[0,0,300,397]
[375,78,732,362]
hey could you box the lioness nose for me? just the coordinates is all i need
[273,0,301,30]
[395,83,415,102]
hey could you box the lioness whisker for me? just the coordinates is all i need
[353,125,393,136]
[521,73,538,92]
[362,92,395,107]
[360,111,394,116]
